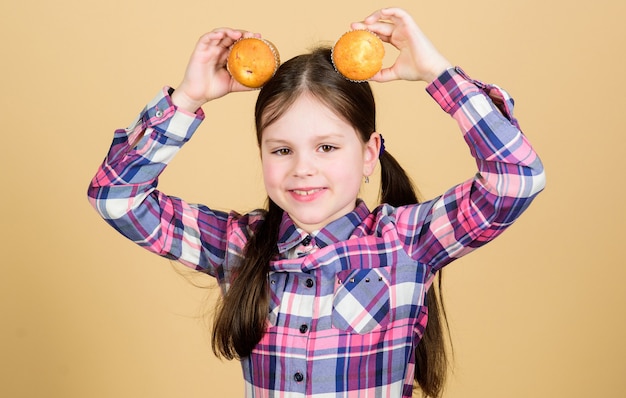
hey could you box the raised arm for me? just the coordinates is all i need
[404,68,546,269]
[87,29,264,276]
[357,8,545,268]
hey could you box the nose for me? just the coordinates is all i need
[293,152,317,177]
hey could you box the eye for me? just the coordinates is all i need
[318,144,336,153]
[272,148,292,156]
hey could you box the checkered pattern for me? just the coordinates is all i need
[88,67,545,397]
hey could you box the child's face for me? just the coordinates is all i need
[260,94,379,233]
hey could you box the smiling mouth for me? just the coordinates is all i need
[291,188,324,196]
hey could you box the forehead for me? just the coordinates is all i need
[261,94,354,140]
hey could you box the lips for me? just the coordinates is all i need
[289,187,326,202]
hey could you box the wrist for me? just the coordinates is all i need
[424,59,453,84]
[170,89,206,113]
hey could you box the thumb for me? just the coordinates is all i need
[368,66,399,83]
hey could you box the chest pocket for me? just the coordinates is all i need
[332,268,391,334]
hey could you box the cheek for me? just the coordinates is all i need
[261,158,282,188]
[331,153,365,181]
[329,162,364,194]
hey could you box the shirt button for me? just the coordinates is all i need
[155,110,163,118]
[299,324,308,334]
[294,372,304,382]
[305,278,314,288]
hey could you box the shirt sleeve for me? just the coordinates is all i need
[396,67,546,270]
[87,87,249,278]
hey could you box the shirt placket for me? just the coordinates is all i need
[280,235,319,394]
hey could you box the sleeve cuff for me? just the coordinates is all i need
[426,67,518,123]
[141,87,206,142]
[425,66,483,115]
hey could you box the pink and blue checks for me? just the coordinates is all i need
[88,67,545,397]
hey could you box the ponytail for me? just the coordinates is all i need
[211,199,283,359]
[380,150,451,398]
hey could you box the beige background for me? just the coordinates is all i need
[2,0,624,397]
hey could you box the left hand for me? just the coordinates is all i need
[351,7,453,83]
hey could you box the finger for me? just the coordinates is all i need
[368,67,399,83]
[355,20,395,40]
[216,30,263,51]
[200,28,247,48]
[196,31,230,51]
[350,10,385,30]
[229,78,260,93]
[350,19,391,31]
[221,29,247,48]
[356,7,407,26]
[360,9,386,24]
[239,30,262,40]
[377,7,412,22]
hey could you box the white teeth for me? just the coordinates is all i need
[293,189,321,196]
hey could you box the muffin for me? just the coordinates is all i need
[332,30,384,82]
[227,37,280,88]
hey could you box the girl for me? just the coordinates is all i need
[88,7,545,398]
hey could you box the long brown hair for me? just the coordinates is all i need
[212,47,451,397]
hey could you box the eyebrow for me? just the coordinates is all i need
[262,133,346,146]
[261,138,290,146]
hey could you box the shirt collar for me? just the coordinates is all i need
[276,200,371,254]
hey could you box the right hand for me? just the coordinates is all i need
[171,28,260,113]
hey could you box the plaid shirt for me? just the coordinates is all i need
[88,67,545,397]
